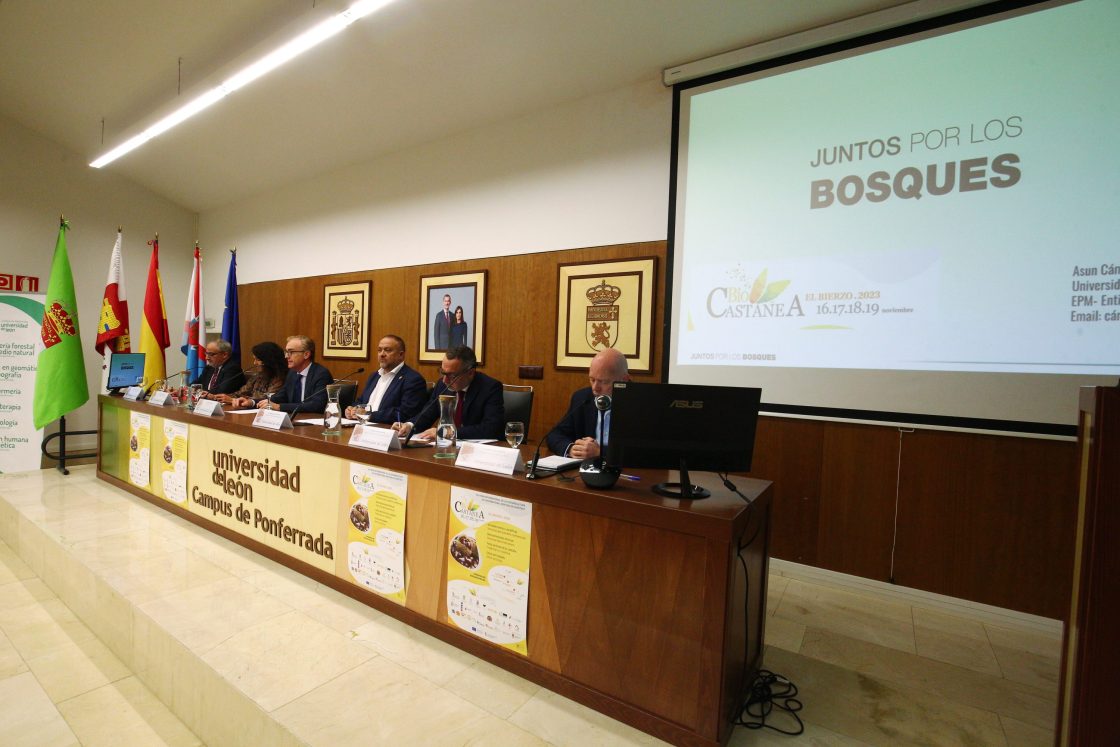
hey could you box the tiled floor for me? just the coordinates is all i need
[0,466,1061,746]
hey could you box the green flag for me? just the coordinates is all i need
[33,219,89,429]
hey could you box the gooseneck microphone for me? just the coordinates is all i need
[594,394,611,445]
[143,370,188,398]
[526,423,562,480]
[288,367,365,421]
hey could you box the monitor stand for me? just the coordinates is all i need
[652,460,711,500]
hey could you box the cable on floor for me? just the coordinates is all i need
[735,669,805,735]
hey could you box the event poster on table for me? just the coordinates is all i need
[128,411,151,488]
[343,462,407,603]
[445,487,532,655]
[156,420,188,505]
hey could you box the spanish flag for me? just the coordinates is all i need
[138,236,170,386]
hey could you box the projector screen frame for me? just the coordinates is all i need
[664,0,1117,438]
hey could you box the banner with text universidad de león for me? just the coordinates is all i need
[0,293,46,472]
[188,426,342,573]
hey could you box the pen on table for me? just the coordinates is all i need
[620,473,640,481]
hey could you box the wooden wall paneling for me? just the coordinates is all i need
[745,416,823,566]
[237,241,666,445]
[893,430,1077,619]
[815,422,900,580]
[237,242,1082,620]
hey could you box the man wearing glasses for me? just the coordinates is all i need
[393,345,504,441]
[194,338,245,396]
[257,335,333,414]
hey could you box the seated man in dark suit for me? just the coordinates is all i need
[547,347,630,459]
[194,339,245,396]
[257,335,333,414]
[393,345,504,441]
[344,334,427,424]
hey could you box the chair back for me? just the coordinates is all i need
[502,385,534,435]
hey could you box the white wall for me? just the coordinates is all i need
[0,113,197,445]
[199,77,672,294]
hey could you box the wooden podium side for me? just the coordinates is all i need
[1056,386,1120,745]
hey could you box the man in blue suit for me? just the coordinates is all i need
[546,347,630,458]
[257,335,333,415]
[345,334,427,423]
[432,293,453,349]
[394,345,505,441]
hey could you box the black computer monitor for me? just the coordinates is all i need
[106,352,145,392]
[605,382,761,499]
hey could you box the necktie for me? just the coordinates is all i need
[454,391,464,428]
[209,367,219,390]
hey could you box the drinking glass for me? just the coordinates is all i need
[505,421,525,448]
[188,385,204,411]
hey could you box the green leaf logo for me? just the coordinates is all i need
[746,269,790,304]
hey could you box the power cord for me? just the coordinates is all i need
[735,669,805,734]
[720,472,804,737]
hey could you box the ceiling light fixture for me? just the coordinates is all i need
[90,0,396,168]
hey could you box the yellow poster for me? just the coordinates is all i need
[155,419,188,505]
[344,462,407,603]
[445,486,532,655]
[187,426,343,573]
[127,411,151,488]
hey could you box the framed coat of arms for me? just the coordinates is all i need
[322,281,371,360]
[555,257,656,373]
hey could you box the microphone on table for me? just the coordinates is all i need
[528,393,609,480]
[580,394,619,489]
[594,394,611,445]
[143,370,188,399]
[287,367,365,422]
[526,423,562,480]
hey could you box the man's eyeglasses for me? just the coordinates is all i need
[439,366,473,384]
[284,349,308,357]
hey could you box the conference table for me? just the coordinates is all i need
[96,395,772,747]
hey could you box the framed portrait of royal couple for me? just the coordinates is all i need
[418,271,487,364]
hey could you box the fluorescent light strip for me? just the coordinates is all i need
[90,0,395,168]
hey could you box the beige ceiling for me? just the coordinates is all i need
[0,0,921,212]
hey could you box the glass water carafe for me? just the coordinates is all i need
[323,383,342,436]
[434,393,457,458]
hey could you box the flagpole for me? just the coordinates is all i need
[34,214,93,472]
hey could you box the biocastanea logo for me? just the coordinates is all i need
[705,268,804,319]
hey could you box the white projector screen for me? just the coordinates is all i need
[667,0,1120,433]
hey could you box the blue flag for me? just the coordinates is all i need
[221,250,240,360]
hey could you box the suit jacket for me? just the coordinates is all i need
[546,387,603,456]
[193,362,245,395]
[357,364,428,423]
[432,309,453,349]
[412,370,505,440]
[270,362,334,414]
